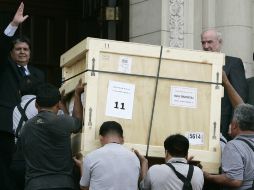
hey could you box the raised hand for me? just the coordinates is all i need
[11,2,29,27]
[59,89,69,115]
[222,70,229,86]
[75,78,85,96]
[73,78,85,120]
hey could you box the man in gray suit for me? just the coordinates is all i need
[201,29,248,140]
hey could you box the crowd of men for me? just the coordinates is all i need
[0,2,253,190]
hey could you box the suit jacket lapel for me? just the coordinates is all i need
[8,56,23,81]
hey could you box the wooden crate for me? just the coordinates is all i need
[60,37,224,173]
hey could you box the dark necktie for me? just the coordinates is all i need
[18,66,27,77]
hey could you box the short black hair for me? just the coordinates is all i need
[19,76,42,96]
[164,134,189,157]
[99,121,123,137]
[36,83,61,108]
[10,35,31,51]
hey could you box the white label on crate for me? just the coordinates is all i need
[186,132,204,145]
[118,56,132,73]
[105,80,135,119]
[170,86,197,108]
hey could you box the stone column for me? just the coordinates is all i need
[202,0,216,29]
[167,0,184,48]
[184,0,202,50]
[129,0,202,49]
[129,0,186,47]
[129,0,165,45]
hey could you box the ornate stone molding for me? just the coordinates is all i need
[169,0,184,48]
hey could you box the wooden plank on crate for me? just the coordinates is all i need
[60,37,224,174]
[60,38,88,67]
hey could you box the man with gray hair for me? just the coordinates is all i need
[201,29,248,140]
[204,103,254,190]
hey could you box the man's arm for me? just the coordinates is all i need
[4,2,29,36]
[73,154,83,176]
[134,149,148,181]
[59,89,69,114]
[74,154,92,190]
[204,140,245,188]
[73,155,86,190]
[222,71,244,108]
[204,172,242,188]
[1,2,29,65]
[72,79,85,121]
[10,2,29,27]
[73,156,89,190]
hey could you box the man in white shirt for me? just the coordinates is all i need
[11,76,41,190]
[136,134,204,190]
[74,121,140,190]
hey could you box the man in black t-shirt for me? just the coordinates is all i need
[21,81,84,190]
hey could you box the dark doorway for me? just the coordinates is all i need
[0,0,129,87]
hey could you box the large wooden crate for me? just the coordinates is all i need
[60,37,224,173]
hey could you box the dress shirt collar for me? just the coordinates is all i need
[235,133,254,139]
[18,65,30,75]
[166,157,188,164]
[21,95,36,102]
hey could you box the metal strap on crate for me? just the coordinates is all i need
[145,45,163,157]
[61,69,222,86]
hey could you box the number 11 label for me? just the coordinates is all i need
[105,80,135,119]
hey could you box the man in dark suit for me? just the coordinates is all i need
[201,29,248,140]
[0,3,45,189]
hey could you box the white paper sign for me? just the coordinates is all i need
[170,86,197,108]
[118,56,132,73]
[186,132,204,145]
[105,80,135,119]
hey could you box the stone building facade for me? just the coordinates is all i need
[129,0,254,78]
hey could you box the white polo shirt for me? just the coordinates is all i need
[13,95,37,134]
[80,143,140,190]
[140,157,204,190]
